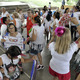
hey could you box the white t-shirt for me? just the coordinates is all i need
[29,24,45,44]
[42,11,48,19]
[18,13,22,19]
[55,19,59,27]
[49,42,78,74]
[15,18,22,33]
[60,9,65,14]
[0,32,22,42]
[44,17,53,31]
[18,13,24,22]
[1,24,7,36]
[72,12,80,26]
[50,18,55,27]
[74,12,80,23]
[8,32,22,38]
[1,11,9,17]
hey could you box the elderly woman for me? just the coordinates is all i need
[11,12,22,33]
[1,7,9,17]
[1,23,22,41]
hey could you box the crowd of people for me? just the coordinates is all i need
[0,4,80,80]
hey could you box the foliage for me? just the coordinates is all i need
[67,0,78,5]
[0,0,79,8]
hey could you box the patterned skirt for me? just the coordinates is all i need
[29,43,45,55]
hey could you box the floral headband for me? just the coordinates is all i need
[55,26,65,37]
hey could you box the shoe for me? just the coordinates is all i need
[40,65,44,69]
[19,68,24,74]
[37,65,44,70]
[20,70,24,74]
[37,65,41,70]
[26,50,30,53]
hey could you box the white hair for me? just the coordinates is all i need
[1,7,6,10]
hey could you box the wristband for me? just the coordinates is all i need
[27,37,30,42]
[76,24,80,27]
[75,41,79,44]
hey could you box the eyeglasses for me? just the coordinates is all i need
[9,27,14,29]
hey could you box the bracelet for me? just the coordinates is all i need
[75,41,79,44]
[76,24,80,27]
[27,37,30,42]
